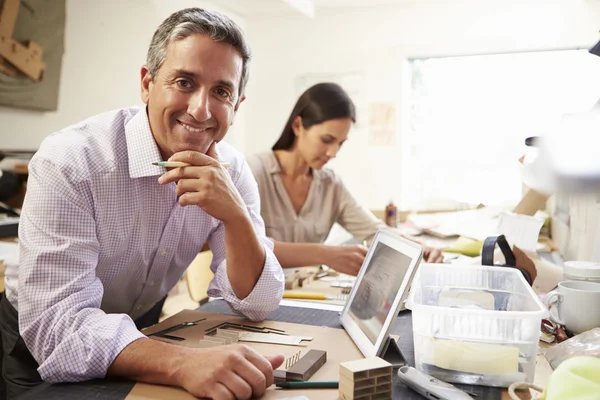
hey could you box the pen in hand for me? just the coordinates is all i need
[152,161,230,168]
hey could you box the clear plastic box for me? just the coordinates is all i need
[406,263,548,387]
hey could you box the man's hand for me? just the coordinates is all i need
[109,339,284,400]
[158,142,246,223]
[324,244,368,276]
[423,246,444,263]
[177,344,284,400]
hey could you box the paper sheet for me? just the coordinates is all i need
[497,211,545,252]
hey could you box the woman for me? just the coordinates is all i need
[247,83,443,276]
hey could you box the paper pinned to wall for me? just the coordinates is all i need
[369,102,396,146]
[497,211,545,252]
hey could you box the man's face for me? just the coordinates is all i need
[141,34,245,160]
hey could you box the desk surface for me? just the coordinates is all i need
[17,300,532,400]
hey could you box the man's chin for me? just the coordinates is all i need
[171,142,212,156]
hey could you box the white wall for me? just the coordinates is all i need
[0,0,247,150]
[243,0,600,210]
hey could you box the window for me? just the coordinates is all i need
[404,50,600,209]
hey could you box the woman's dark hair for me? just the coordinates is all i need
[272,83,356,150]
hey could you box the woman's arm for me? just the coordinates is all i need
[273,241,367,276]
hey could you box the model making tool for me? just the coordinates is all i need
[397,366,475,400]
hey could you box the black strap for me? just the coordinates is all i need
[482,235,531,285]
[482,235,516,266]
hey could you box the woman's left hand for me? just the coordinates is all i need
[423,246,444,263]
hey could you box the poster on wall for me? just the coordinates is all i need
[368,102,396,146]
[0,0,66,111]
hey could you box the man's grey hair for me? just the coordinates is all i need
[146,8,251,100]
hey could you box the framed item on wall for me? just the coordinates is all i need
[0,0,65,111]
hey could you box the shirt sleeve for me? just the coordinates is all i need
[17,155,145,383]
[334,176,388,242]
[207,159,284,321]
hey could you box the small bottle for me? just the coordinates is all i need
[385,200,398,228]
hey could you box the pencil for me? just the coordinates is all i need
[276,381,339,389]
[152,161,230,168]
[282,293,328,300]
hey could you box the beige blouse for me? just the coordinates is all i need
[247,151,386,244]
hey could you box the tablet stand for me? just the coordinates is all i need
[379,335,408,368]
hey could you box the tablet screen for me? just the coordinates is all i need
[348,241,413,344]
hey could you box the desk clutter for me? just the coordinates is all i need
[134,309,365,400]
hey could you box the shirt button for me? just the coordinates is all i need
[136,304,143,310]
[160,249,168,256]
[149,281,155,287]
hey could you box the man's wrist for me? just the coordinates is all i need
[221,206,250,227]
[168,344,192,388]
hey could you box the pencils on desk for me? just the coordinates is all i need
[152,161,230,168]
[282,293,347,301]
[276,381,339,389]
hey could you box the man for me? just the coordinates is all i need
[0,8,284,400]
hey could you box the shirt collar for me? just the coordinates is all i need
[125,107,164,178]
[266,151,323,182]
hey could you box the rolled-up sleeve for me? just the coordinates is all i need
[18,156,145,382]
[335,177,387,241]
[207,159,284,321]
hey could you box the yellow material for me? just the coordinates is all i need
[443,236,484,257]
[283,292,327,300]
[542,356,600,400]
[433,339,519,375]
[185,250,214,303]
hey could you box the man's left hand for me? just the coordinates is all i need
[158,142,246,223]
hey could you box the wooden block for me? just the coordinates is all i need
[340,375,376,391]
[0,37,46,81]
[0,0,19,37]
[354,385,376,397]
[371,391,392,400]
[374,383,392,394]
[285,349,326,381]
[284,275,299,290]
[0,57,18,76]
[339,357,392,399]
[340,357,392,380]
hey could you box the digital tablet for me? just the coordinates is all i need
[340,230,423,359]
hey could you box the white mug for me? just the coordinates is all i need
[547,280,600,334]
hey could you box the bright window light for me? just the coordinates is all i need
[404,50,600,209]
